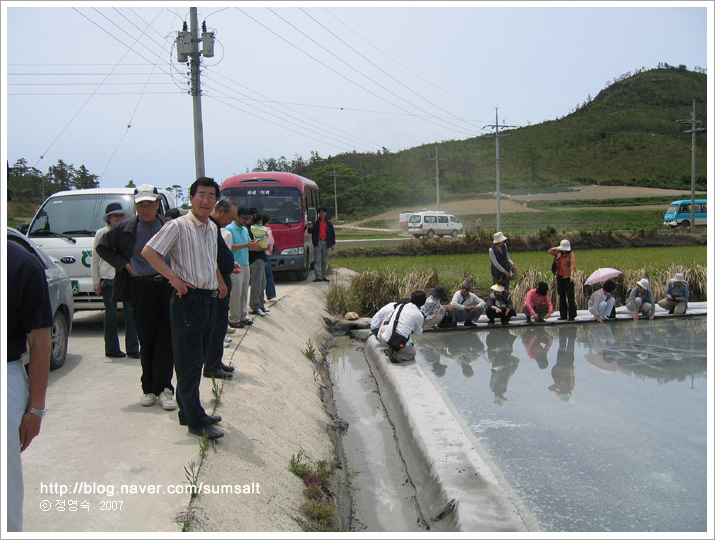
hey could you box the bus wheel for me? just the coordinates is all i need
[295,260,310,281]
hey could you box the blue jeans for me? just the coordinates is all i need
[101,279,139,355]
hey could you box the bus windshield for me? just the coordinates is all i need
[29,193,135,237]
[221,186,303,224]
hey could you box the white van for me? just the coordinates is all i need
[407,211,463,238]
[26,187,176,311]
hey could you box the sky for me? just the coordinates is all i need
[2,1,712,192]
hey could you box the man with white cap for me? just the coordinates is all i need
[489,231,517,290]
[658,273,689,315]
[626,278,656,321]
[96,184,176,411]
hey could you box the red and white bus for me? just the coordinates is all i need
[219,172,320,281]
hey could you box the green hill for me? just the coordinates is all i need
[298,66,707,218]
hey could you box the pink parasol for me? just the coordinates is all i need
[585,267,622,286]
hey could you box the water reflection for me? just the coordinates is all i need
[548,325,576,402]
[418,317,707,386]
[414,317,708,532]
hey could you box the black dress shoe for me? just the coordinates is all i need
[106,351,127,358]
[180,414,222,426]
[203,369,233,379]
[557,317,567,321]
[313,278,322,282]
[463,320,476,327]
[322,278,330,282]
[188,424,224,439]
[220,363,235,373]
[127,352,141,359]
[228,320,245,329]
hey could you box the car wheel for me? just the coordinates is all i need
[680,220,690,228]
[451,230,459,238]
[426,230,435,238]
[50,310,69,370]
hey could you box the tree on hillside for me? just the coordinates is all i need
[74,165,100,189]
[46,159,75,191]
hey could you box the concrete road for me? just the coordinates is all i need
[19,273,335,533]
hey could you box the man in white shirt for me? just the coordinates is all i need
[380,291,427,362]
[450,280,486,327]
[142,177,227,440]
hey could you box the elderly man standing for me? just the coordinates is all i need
[96,184,176,411]
[142,177,227,440]
[203,198,239,380]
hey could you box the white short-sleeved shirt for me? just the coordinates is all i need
[381,303,424,344]
[145,210,218,290]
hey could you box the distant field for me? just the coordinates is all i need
[331,245,707,291]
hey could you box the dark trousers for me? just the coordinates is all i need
[265,254,276,299]
[101,279,139,356]
[203,275,231,374]
[486,306,514,324]
[129,277,174,395]
[171,289,217,429]
[556,276,577,319]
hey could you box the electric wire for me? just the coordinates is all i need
[264,7,476,138]
[300,8,481,134]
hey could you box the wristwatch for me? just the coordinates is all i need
[27,407,45,418]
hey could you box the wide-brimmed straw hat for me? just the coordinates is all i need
[493,231,508,244]
[491,283,505,292]
[670,273,686,283]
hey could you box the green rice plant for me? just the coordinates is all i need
[304,340,316,362]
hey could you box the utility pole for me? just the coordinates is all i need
[332,167,338,223]
[176,8,215,181]
[484,108,517,231]
[427,143,446,211]
[676,100,706,234]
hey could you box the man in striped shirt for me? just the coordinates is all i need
[142,177,227,440]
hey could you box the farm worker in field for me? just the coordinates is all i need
[485,283,514,326]
[421,285,455,329]
[307,206,336,282]
[588,280,617,323]
[548,239,577,321]
[522,281,554,323]
[475,217,482,232]
[489,232,517,290]
[626,278,656,321]
[658,273,689,315]
[449,280,486,327]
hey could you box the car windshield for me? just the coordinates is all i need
[29,194,135,237]
[221,186,303,224]
[665,204,680,215]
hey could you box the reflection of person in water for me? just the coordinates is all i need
[522,327,554,369]
[549,325,576,401]
[486,330,519,405]
[419,342,448,377]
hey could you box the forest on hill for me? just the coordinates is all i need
[252,66,708,219]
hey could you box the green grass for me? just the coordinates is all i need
[332,245,707,293]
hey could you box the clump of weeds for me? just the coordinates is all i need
[289,449,338,532]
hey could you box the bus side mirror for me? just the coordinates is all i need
[307,208,317,222]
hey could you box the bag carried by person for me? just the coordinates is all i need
[551,253,559,275]
[386,304,409,350]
